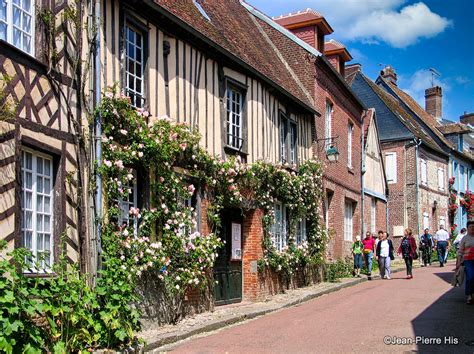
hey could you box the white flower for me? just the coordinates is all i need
[104,160,112,168]
[138,151,144,158]
[175,284,180,290]
[119,129,128,136]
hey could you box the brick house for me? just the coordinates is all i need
[348,64,452,244]
[272,9,366,259]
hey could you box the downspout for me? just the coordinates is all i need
[94,0,102,275]
[361,110,367,237]
[414,138,422,235]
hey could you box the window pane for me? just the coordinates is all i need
[23,13,30,32]
[44,179,51,194]
[25,210,32,229]
[25,172,32,189]
[25,191,32,209]
[24,230,32,249]
[13,7,21,27]
[0,23,6,40]
[37,157,43,174]
[13,28,21,47]
[36,215,43,232]
[44,196,50,213]
[37,176,43,193]
[44,215,51,232]
[36,195,43,212]
[0,1,6,20]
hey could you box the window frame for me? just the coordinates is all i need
[117,169,139,236]
[325,101,333,150]
[296,218,307,245]
[423,212,429,231]
[420,159,427,186]
[225,84,244,151]
[21,147,54,273]
[279,112,298,165]
[273,202,288,251]
[344,200,353,242]
[0,0,35,55]
[385,152,397,184]
[347,122,353,168]
[437,167,445,191]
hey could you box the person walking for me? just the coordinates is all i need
[376,232,394,279]
[419,228,434,267]
[434,224,451,267]
[398,228,417,279]
[362,231,376,280]
[352,235,363,278]
[453,228,467,251]
[456,220,474,304]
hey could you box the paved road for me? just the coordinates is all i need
[164,262,474,354]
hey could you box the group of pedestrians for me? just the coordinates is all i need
[351,222,474,305]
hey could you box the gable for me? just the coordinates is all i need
[364,118,387,198]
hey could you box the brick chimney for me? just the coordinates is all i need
[380,66,397,86]
[273,9,333,53]
[460,111,474,125]
[425,86,442,121]
[324,39,352,76]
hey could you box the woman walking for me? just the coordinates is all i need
[398,228,417,279]
[376,232,394,279]
[456,220,474,304]
[352,235,363,277]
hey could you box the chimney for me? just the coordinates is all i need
[425,86,442,121]
[380,66,397,86]
[460,112,474,125]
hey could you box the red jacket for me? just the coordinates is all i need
[397,236,417,258]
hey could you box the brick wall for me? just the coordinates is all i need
[362,195,388,235]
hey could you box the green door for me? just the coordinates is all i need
[214,209,243,305]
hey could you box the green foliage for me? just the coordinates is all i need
[0,75,16,121]
[325,257,353,283]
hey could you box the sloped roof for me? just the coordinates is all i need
[363,75,445,154]
[438,122,473,135]
[379,78,453,149]
[345,63,361,86]
[324,39,352,62]
[152,0,316,113]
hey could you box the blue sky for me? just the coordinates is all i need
[247,0,474,122]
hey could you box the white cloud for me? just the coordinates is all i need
[347,47,366,61]
[399,69,451,114]
[250,0,452,48]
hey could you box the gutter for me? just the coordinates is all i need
[361,110,367,236]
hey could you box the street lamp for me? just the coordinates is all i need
[326,146,339,162]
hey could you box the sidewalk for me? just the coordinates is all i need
[143,259,420,352]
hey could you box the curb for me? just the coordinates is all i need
[145,266,411,352]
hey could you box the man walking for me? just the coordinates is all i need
[454,228,467,251]
[434,224,450,267]
[419,228,434,267]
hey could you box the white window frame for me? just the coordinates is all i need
[125,23,145,108]
[0,0,35,55]
[118,170,138,235]
[273,203,288,251]
[226,86,243,150]
[420,159,427,186]
[465,168,470,192]
[325,101,333,149]
[423,212,429,231]
[347,123,353,168]
[296,218,307,245]
[371,198,376,233]
[280,114,288,163]
[385,152,397,184]
[437,167,445,191]
[289,121,297,165]
[344,201,353,241]
[21,148,54,273]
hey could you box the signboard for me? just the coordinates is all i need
[231,222,242,260]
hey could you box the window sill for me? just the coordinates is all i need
[347,167,354,175]
[224,145,248,161]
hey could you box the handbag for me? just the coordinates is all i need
[413,252,419,260]
[451,265,465,287]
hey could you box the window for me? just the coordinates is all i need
[439,216,446,228]
[420,159,427,185]
[453,162,459,191]
[289,121,297,165]
[437,167,445,191]
[118,171,138,234]
[347,123,353,168]
[385,152,397,184]
[273,203,288,251]
[344,201,353,241]
[0,0,34,54]
[296,219,307,244]
[226,86,244,150]
[21,149,53,272]
[325,101,332,149]
[324,194,329,230]
[280,114,298,165]
[371,198,376,233]
[423,212,429,231]
[125,24,145,108]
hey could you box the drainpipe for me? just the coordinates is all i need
[414,138,422,235]
[361,110,367,237]
[94,0,102,275]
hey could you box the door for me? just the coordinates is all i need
[214,209,243,305]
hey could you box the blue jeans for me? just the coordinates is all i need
[354,254,363,269]
[364,252,373,274]
[465,260,474,296]
[437,241,448,265]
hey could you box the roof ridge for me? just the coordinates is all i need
[325,38,345,48]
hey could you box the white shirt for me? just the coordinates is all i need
[380,240,390,257]
[453,232,466,246]
[434,229,450,242]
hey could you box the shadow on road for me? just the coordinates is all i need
[411,270,474,354]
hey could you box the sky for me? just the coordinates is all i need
[246,0,474,122]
